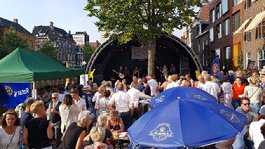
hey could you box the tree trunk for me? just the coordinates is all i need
[147,39,156,76]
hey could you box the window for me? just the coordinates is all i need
[258,50,265,68]
[217,23,222,39]
[256,20,265,39]
[215,48,221,57]
[244,32,251,41]
[263,20,265,38]
[210,28,214,42]
[256,23,262,39]
[210,9,215,23]
[233,0,241,6]
[245,0,252,9]
[222,0,228,14]
[224,18,230,35]
[216,3,222,19]
[225,46,231,59]
[233,11,240,32]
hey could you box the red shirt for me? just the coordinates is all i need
[232,83,246,100]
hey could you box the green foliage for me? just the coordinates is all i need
[84,0,201,43]
[238,52,244,70]
[0,30,28,59]
[38,41,59,62]
[84,0,201,75]
[83,44,96,62]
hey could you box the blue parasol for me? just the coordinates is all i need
[128,97,246,148]
[149,86,218,107]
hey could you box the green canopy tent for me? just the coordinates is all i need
[0,47,84,99]
[0,47,83,82]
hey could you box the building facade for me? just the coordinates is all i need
[72,31,90,49]
[208,0,244,69]
[243,0,265,69]
[190,3,210,69]
[32,22,83,68]
[0,17,35,50]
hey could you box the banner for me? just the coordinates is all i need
[210,56,221,79]
[247,59,256,70]
[0,83,30,108]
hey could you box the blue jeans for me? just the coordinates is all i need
[232,99,240,109]
[119,111,132,131]
[250,102,261,114]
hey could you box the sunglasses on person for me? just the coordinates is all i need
[52,97,57,99]
[242,103,250,106]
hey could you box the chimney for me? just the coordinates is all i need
[13,19,18,24]
[50,21,54,30]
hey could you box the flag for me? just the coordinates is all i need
[195,69,201,79]
[0,83,30,108]
[88,69,96,82]
[210,56,221,79]
[65,62,70,87]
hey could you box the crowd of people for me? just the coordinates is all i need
[2,67,265,149]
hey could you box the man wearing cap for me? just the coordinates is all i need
[20,97,35,149]
[259,69,265,91]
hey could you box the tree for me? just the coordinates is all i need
[84,0,200,75]
[83,44,96,62]
[0,30,28,59]
[38,41,59,62]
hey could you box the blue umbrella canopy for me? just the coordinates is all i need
[128,97,246,148]
[149,86,218,107]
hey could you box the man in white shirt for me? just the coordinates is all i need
[108,82,133,130]
[71,89,87,111]
[146,75,158,97]
[249,109,265,149]
[204,74,221,100]
[127,82,152,120]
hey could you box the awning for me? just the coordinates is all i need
[245,11,265,32]
[234,18,252,34]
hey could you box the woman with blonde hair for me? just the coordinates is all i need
[0,109,21,149]
[85,126,111,149]
[243,77,262,113]
[23,100,53,149]
[106,110,125,133]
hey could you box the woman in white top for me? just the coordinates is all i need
[243,77,262,113]
[0,109,21,149]
[97,90,111,115]
[220,76,233,109]
[59,94,80,133]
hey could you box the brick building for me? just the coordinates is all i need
[32,22,83,68]
[0,17,35,50]
[242,0,265,69]
[208,0,244,69]
[191,3,210,68]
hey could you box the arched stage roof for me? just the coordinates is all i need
[86,34,202,82]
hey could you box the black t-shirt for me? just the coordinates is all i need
[58,122,85,149]
[25,118,51,148]
[143,85,151,96]
[20,112,33,130]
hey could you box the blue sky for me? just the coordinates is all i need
[0,0,184,42]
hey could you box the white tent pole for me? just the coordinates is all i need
[32,82,37,99]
